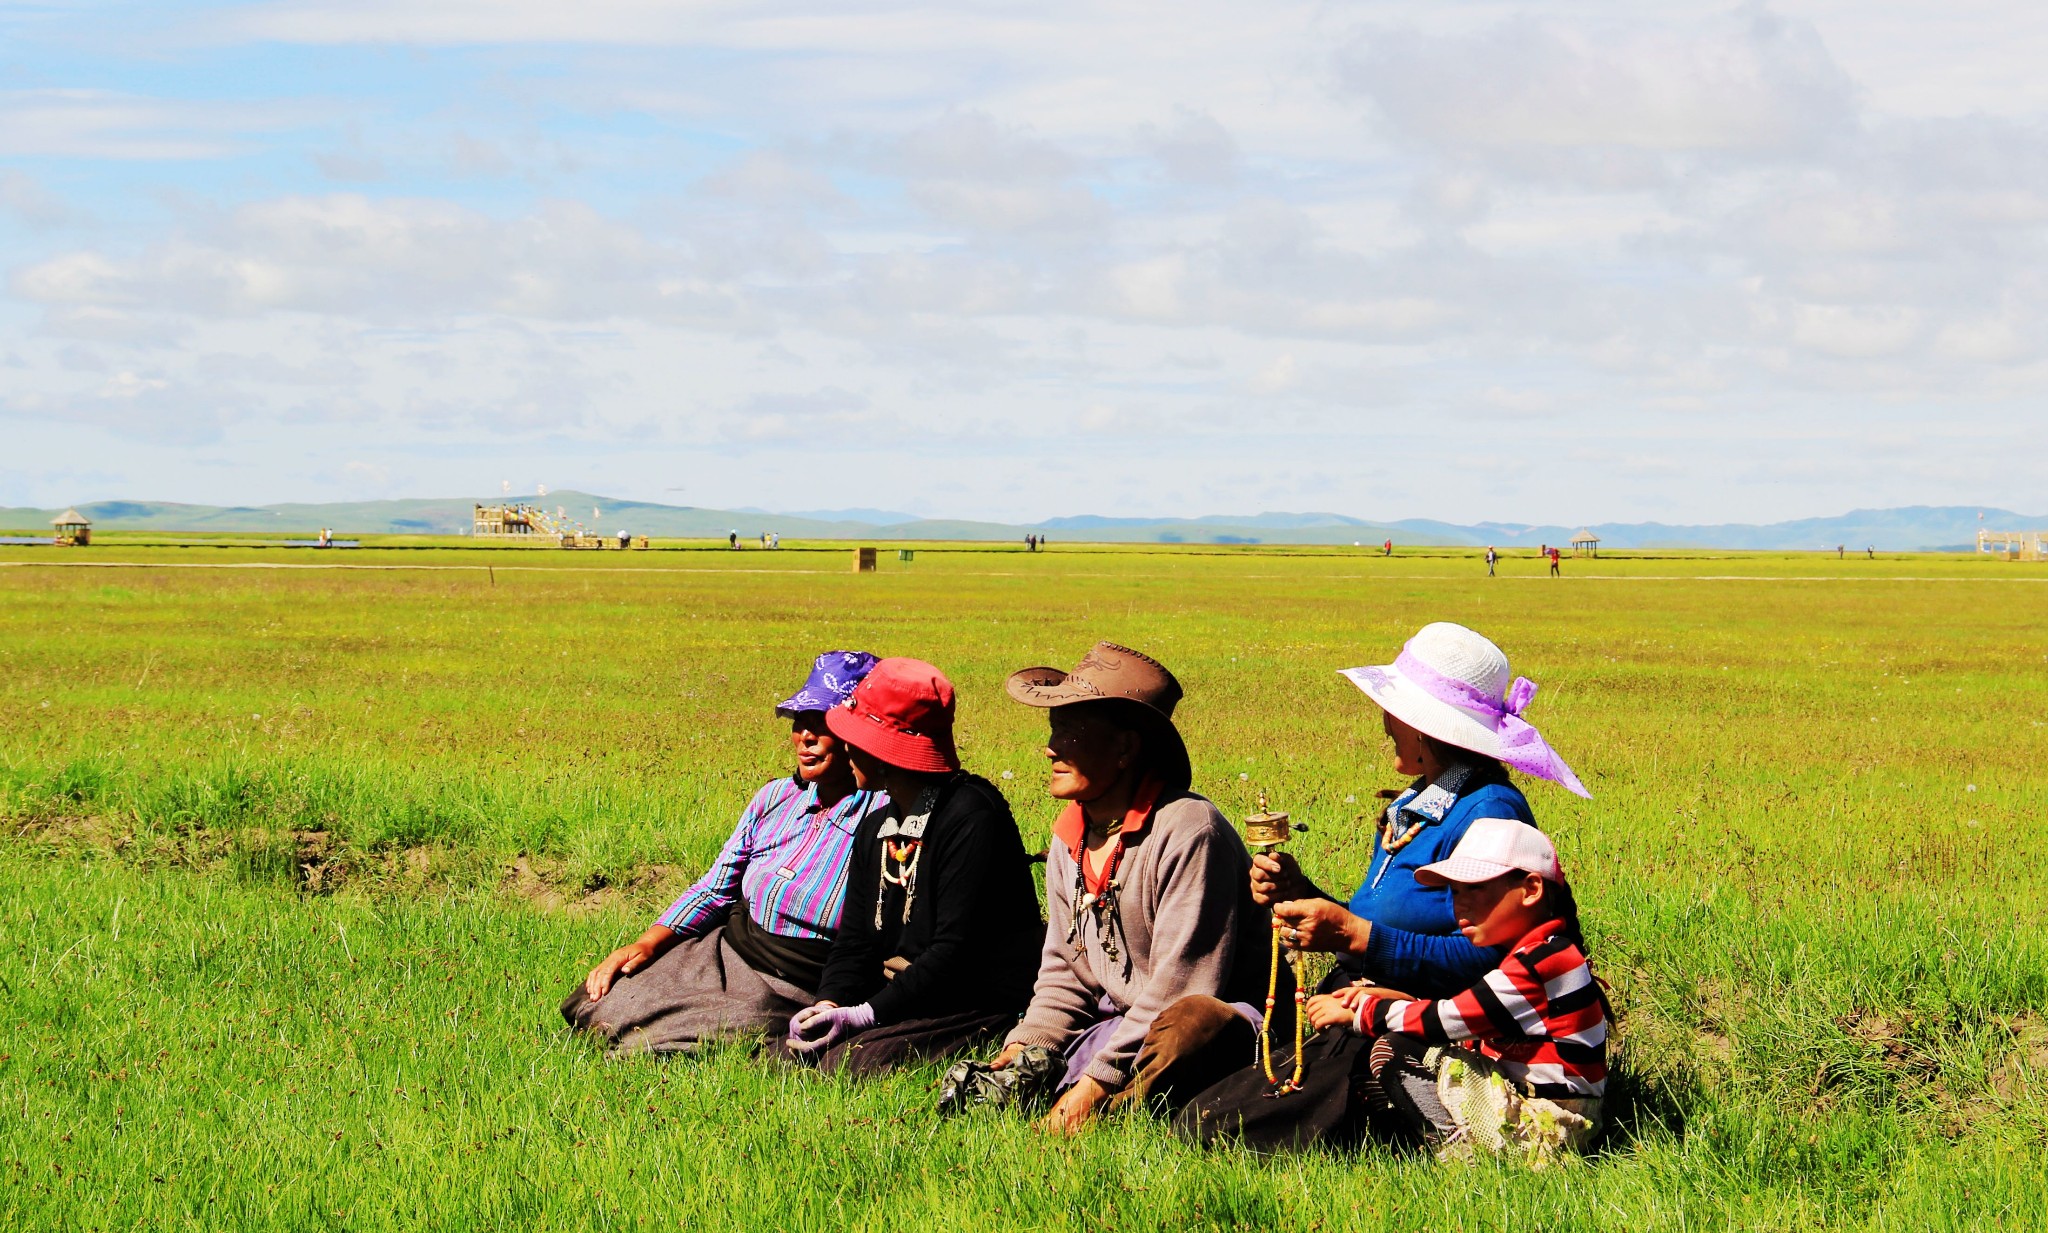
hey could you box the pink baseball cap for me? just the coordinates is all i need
[1414,817,1564,886]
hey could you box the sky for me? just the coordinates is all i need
[3,1,2045,524]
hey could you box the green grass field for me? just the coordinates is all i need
[3,541,2044,1230]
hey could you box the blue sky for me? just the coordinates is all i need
[4,1,2046,522]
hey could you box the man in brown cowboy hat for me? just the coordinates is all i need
[967,642,1272,1131]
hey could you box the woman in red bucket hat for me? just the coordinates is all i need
[781,658,1044,1075]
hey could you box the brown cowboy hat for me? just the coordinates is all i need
[1005,641,1192,794]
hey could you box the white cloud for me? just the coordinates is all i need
[8,2,2048,521]
[703,150,847,210]
[1339,11,1857,162]
[14,195,732,324]
[1784,304,1922,358]
[1480,385,1555,414]
[0,89,315,160]
[1139,109,1241,185]
[1250,353,1296,393]
[0,171,72,227]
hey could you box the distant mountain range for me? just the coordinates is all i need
[0,493,2034,551]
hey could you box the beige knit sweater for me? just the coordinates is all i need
[1002,792,1266,1089]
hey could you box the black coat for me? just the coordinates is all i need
[816,773,1044,1024]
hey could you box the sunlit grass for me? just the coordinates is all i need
[2,542,2044,1229]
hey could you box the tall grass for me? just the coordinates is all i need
[2,544,2044,1229]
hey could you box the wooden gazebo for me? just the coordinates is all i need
[1570,528,1599,557]
[51,508,91,547]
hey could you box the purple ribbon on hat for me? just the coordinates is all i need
[1394,649,1590,798]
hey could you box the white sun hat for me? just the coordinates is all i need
[1413,817,1564,886]
[1338,621,1590,798]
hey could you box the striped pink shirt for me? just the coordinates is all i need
[657,777,888,941]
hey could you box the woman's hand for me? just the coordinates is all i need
[583,926,678,1001]
[1303,993,1356,1031]
[1036,1075,1112,1135]
[1306,983,1411,1031]
[1272,899,1372,956]
[988,1042,1024,1071]
[786,1001,872,1055]
[1330,983,1368,1010]
[1249,852,1312,907]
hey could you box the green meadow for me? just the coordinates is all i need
[2,541,2043,1231]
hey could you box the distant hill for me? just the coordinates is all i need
[0,495,2035,551]
[743,507,924,526]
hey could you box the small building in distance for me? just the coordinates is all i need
[473,503,547,539]
[52,508,91,546]
[1978,528,2048,561]
[1570,528,1600,557]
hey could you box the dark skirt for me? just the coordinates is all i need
[560,926,814,1056]
[771,1009,1018,1077]
[1173,1027,1377,1152]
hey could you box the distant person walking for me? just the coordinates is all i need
[1547,547,1561,577]
[1383,538,1394,558]
[1485,546,1497,577]
[1837,545,1845,559]
[1866,546,1875,559]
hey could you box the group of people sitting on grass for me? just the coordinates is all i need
[562,623,1606,1162]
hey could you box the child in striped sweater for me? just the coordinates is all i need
[1303,816,1607,1163]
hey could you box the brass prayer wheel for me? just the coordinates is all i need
[1242,791,1301,850]
[1245,789,1310,1095]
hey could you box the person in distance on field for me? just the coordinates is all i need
[562,651,888,1054]
[962,643,1270,1132]
[781,658,1043,1074]
[1302,818,1607,1162]
[1177,621,1589,1151]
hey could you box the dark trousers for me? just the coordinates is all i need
[1106,995,1260,1113]
[772,1009,1016,1077]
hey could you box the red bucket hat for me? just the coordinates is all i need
[824,657,961,774]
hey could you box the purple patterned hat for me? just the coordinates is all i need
[775,650,880,718]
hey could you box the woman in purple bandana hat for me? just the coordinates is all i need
[1178,623,1588,1151]
[562,651,888,1054]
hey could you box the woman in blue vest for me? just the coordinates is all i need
[1178,621,1588,1149]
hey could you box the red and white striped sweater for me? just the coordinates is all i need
[1351,919,1608,1099]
